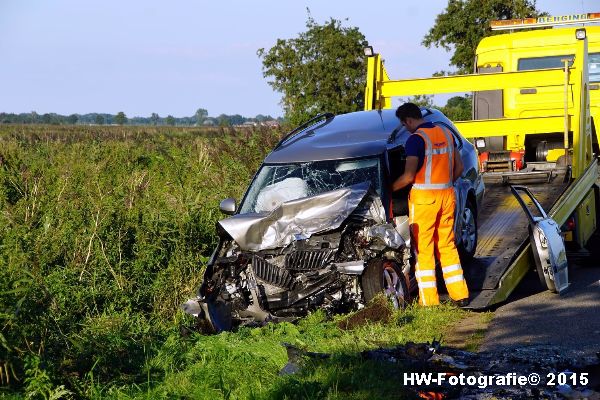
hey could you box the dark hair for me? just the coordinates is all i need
[395,102,422,121]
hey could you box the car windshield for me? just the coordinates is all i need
[239,157,383,214]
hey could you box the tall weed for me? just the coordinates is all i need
[0,125,281,393]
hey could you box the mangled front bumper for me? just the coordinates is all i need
[183,182,409,332]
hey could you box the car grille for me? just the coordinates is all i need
[284,249,336,270]
[252,255,296,289]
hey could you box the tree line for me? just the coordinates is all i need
[0,108,280,126]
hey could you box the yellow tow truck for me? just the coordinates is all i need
[364,13,599,309]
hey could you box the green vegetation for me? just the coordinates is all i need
[399,94,472,121]
[423,0,545,73]
[441,95,472,121]
[120,305,465,400]
[258,14,368,125]
[0,124,467,399]
[114,111,128,125]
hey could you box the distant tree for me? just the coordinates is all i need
[228,114,245,126]
[400,94,434,108]
[254,114,271,122]
[41,113,61,125]
[114,112,125,125]
[166,115,176,126]
[115,111,127,125]
[195,108,208,126]
[258,13,368,125]
[68,114,78,124]
[150,113,160,125]
[217,114,230,127]
[95,114,105,125]
[441,95,472,121]
[423,0,545,73]
[28,111,39,124]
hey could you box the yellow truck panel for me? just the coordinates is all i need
[575,188,597,245]
[477,26,600,139]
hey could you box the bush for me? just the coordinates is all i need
[0,125,282,393]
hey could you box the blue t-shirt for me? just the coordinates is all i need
[405,122,456,171]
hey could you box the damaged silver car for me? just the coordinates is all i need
[183,108,484,332]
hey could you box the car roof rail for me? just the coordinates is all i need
[275,113,334,149]
[421,108,433,117]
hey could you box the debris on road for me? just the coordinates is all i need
[279,342,330,376]
[281,341,600,398]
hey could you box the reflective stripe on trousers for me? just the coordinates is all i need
[409,187,469,305]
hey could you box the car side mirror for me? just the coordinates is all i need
[219,198,237,215]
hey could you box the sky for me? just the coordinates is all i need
[0,0,594,118]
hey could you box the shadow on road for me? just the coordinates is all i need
[481,263,600,356]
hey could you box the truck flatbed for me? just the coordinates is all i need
[465,168,570,309]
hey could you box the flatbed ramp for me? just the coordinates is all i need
[464,169,570,309]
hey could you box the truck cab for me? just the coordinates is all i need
[474,25,600,161]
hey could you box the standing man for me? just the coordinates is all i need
[392,103,469,306]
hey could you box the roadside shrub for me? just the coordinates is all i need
[0,124,283,393]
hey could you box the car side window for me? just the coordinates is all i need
[434,122,463,150]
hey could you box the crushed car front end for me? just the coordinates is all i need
[184,158,412,332]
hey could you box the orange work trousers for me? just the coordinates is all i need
[409,187,469,306]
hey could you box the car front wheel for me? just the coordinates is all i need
[361,259,408,308]
[458,199,478,262]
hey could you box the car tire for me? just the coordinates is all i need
[458,198,478,262]
[361,259,408,309]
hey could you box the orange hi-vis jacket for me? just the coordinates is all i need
[413,126,455,190]
[409,125,469,305]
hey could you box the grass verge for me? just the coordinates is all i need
[96,303,466,400]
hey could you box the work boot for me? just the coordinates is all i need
[453,298,469,307]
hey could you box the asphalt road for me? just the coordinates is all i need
[480,262,600,356]
[481,167,600,357]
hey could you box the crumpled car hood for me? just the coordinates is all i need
[218,181,386,251]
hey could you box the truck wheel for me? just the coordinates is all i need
[458,199,478,262]
[361,259,408,309]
